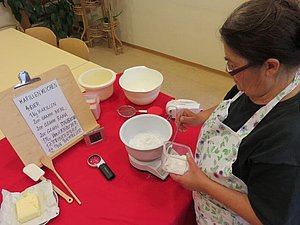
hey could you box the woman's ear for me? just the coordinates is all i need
[264,58,280,77]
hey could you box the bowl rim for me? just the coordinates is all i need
[119,114,173,151]
[119,67,163,92]
[78,67,116,89]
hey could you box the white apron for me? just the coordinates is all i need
[193,70,300,224]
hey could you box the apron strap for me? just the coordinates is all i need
[231,90,244,102]
[237,70,300,138]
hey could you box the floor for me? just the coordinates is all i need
[89,42,235,109]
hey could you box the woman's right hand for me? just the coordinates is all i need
[175,106,217,131]
[175,109,203,131]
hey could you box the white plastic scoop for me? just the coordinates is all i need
[23,163,45,181]
[23,163,73,203]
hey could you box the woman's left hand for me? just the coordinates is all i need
[170,154,210,193]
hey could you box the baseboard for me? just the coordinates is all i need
[122,42,230,78]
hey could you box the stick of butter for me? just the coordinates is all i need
[15,193,41,223]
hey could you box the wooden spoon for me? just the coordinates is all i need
[40,156,82,205]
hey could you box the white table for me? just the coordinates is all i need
[0,28,89,92]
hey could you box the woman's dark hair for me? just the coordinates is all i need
[220,0,300,67]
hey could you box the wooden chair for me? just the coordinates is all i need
[58,37,90,60]
[25,27,57,47]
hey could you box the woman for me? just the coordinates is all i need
[171,0,300,224]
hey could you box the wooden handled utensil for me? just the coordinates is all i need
[23,163,73,203]
[40,156,82,205]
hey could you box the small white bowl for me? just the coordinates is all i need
[78,67,116,101]
[161,141,192,175]
[119,114,172,161]
[119,66,163,105]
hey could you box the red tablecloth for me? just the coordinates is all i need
[0,74,200,225]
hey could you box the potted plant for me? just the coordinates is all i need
[0,0,75,38]
[42,0,75,38]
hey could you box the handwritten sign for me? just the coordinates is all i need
[13,80,83,155]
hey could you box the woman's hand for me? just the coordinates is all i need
[170,154,210,193]
[175,109,203,132]
[171,154,263,225]
[175,106,217,132]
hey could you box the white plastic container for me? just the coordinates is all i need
[161,141,192,175]
[83,92,101,120]
[78,67,116,101]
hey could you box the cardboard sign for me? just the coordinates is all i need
[0,65,99,166]
[13,80,83,155]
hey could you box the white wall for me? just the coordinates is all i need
[112,0,245,71]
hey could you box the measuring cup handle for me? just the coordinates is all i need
[99,163,115,180]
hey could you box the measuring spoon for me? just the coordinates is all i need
[170,110,184,144]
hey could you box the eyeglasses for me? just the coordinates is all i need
[226,61,253,76]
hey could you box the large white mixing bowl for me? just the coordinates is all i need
[119,66,163,105]
[119,114,172,161]
[78,67,116,101]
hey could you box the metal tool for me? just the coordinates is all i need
[170,125,179,144]
[170,111,182,145]
[14,71,41,89]
[87,154,115,180]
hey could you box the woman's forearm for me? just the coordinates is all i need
[202,178,262,225]
[197,105,217,124]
